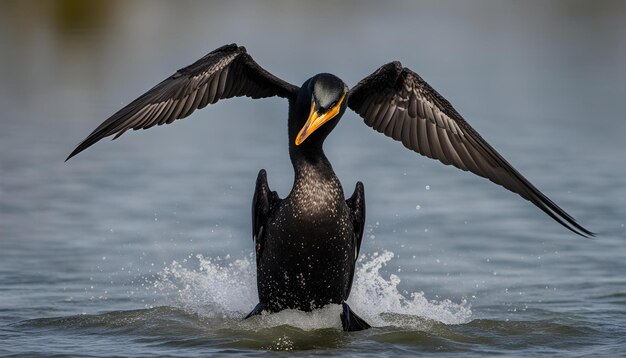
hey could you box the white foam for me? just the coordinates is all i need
[348,251,472,326]
[154,250,471,330]
[155,254,258,318]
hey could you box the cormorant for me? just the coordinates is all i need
[66,44,593,331]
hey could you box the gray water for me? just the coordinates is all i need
[1,1,625,356]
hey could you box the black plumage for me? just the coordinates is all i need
[348,62,592,237]
[67,44,593,331]
[66,44,297,160]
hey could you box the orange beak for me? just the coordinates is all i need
[295,93,346,146]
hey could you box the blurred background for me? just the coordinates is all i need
[0,0,625,355]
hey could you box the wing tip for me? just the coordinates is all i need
[65,141,89,161]
[575,226,596,239]
[545,206,595,239]
[574,218,595,238]
[65,147,80,162]
[65,132,102,162]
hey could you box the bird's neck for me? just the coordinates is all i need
[289,144,336,183]
[288,145,345,210]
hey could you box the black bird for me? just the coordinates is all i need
[67,44,593,331]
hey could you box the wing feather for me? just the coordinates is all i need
[348,61,593,237]
[416,116,431,158]
[67,44,298,160]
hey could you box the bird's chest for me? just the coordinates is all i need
[287,174,348,221]
[269,176,351,241]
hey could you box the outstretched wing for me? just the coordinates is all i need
[67,44,298,160]
[348,62,593,237]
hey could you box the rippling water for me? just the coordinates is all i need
[1,1,625,356]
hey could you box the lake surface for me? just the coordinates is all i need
[1,1,625,356]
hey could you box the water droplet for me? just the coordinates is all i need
[425,185,430,190]
[415,205,421,210]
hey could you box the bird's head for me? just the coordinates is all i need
[294,74,348,146]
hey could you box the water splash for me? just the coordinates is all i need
[155,254,257,318]
[348,251,472,326]
[155,251,471,330]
